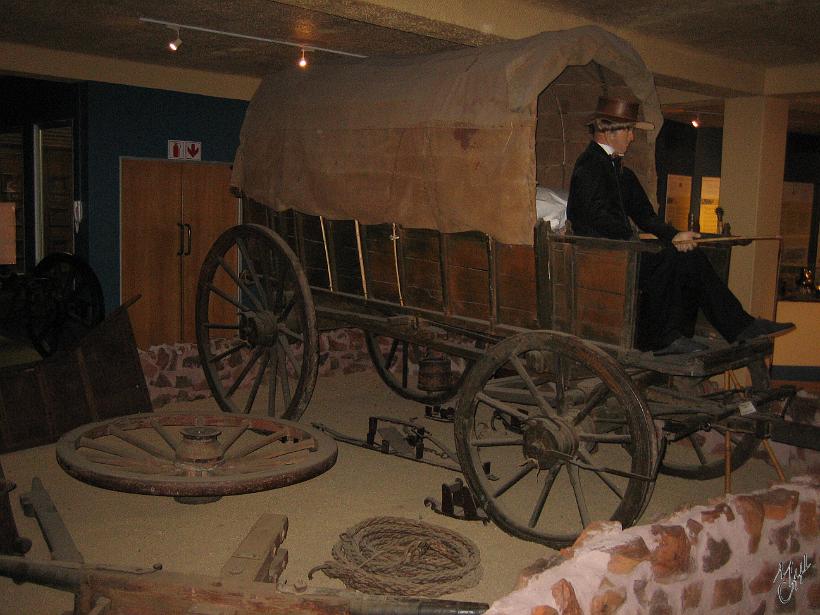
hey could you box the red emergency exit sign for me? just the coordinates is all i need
[168,140,202,160]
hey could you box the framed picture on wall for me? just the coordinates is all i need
[0,173,21,197]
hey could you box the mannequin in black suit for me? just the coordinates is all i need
[566,97,793,355]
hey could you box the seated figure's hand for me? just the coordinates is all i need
[672,231,700,252]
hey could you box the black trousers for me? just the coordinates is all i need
[635,247,754,351]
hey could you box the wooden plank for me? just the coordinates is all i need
[535,221,552,329]
[220,514,288,583]
[402,229,441,261]
[495,242,537,326]
[448,266,490,319]
[329,220,363,295]
[497,274,537,313]
[575,288,628,328]
[575,248,628,295]
[548,242,573,332]
[447,233,488,270]
[498,306,538,328]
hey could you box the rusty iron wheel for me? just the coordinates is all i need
[454,331,657,548]
[658,357,772,479]
[26,253,105,357]
[363,332,472,405]
[196,224,319,420]
[56,413,337,496]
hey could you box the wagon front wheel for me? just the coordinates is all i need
[454,331,657,548]
[196,224,318,420]
[659,357,773,479]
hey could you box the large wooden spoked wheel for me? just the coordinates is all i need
[26,253,105,357]
[196,224,318,420]
[56,413,337,497]
[364,332,471,405]
[454,331,657,548]
[659,357,772,479]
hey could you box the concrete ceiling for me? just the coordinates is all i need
[543,0,820,68]
[2,0,819,133]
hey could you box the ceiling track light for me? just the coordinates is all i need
[168,26,182,52]
[691,114,700,128]
[140,17,366,61]
[298,48,308,68]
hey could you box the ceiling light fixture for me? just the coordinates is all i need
[691,116,700,128]
[140,17,366,59]
[168,26,182,52]
[298,48,308,68]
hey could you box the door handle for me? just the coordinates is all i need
[184,223,192,256]
[177,223,185,256]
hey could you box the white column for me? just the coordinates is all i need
[720,96,789,318]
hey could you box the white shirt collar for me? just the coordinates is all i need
[597,142,616,156]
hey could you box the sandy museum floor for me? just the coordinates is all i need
[0,370,782,615]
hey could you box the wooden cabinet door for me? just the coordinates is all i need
[180,163,238,343]
[121,159,182,349]
[121,159,237,348]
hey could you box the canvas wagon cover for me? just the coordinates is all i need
[232,26,661,245]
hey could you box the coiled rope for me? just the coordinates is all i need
[307,516,482,597]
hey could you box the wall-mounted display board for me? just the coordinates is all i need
[0,132,24,271]
[698,177,722,233]
[778,181,815,297]
[780,182,814,266]
[664,174,691,231]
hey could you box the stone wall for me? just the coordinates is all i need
[491,476,819,615]
[137,328,377,408]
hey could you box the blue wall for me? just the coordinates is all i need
[84,83,248,311]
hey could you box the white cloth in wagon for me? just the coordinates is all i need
[232,26,661,246]
[536,186,568,231]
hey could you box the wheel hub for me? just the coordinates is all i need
[177,426,224,464]
[239,312,278,346]
[523,418,578,469]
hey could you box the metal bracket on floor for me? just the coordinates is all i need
[424,478,489,524]
[424,405,455,422]
[312,416,461,472]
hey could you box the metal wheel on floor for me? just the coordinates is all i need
[56,413,337,497]
[26,253,105,357]
[454,331,657,548]
[196,224,318,420]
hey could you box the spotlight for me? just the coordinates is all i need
[691,115,700,128]
[168,27,182,51]
[298,48,307,68]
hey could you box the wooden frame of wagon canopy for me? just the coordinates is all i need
[231,25,662,247]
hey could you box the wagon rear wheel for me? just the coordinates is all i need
[196,224,318,420]
[364,332,471,405]
[455,331,657,548]
[659,357,772,479]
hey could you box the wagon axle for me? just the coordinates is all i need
[522,418,578,469]
[239,311,279,347]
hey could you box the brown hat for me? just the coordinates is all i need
[587,96,654,130]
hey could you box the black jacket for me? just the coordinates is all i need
[567,141,678,242]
